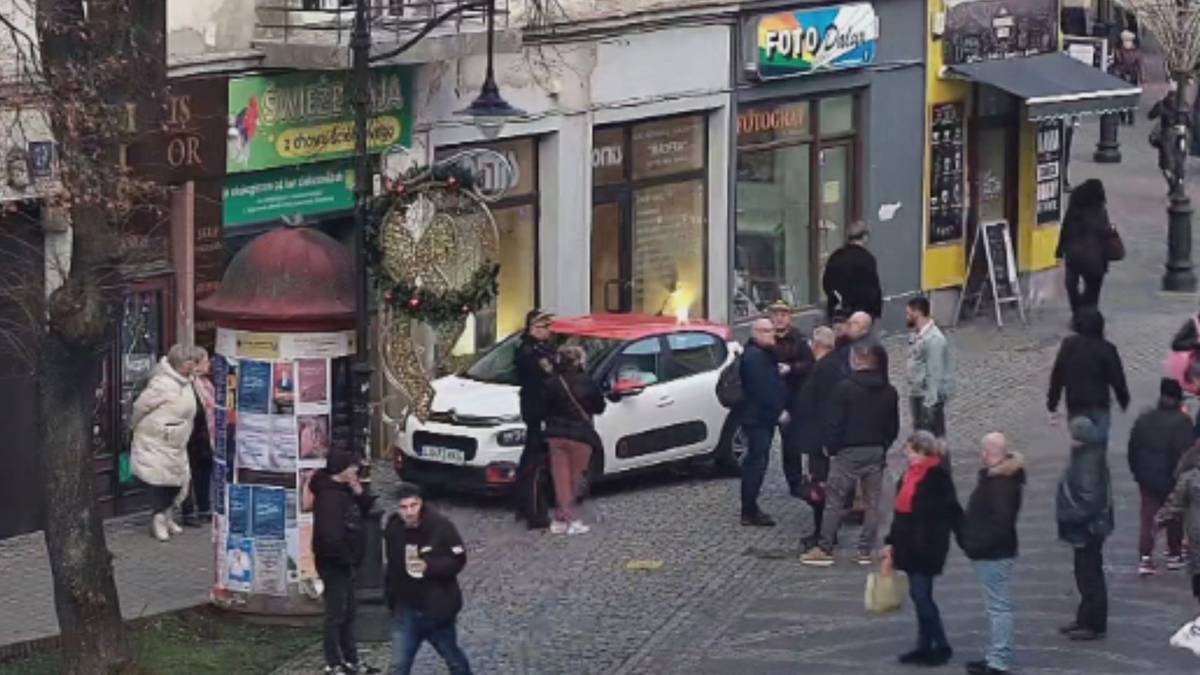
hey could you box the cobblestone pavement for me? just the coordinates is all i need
[8,86,1200,675]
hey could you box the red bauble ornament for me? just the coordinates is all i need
[408,297,420,309]
[446,176,458,188]
[461,304,471,314]
[385,290,394,303]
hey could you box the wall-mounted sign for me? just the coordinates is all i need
[223,161,355,228]
[755,3,879,80]
[928,102,965,244]
[227,67,413,174]
[943,0,1058,65]
[1035,119,1063,225]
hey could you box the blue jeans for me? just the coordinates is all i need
[390,609,472,675]
[908,573,949,652]
[1070,407,1110,441]
[740,425,775,515]
[973,558,1015,670]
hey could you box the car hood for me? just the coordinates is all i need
[429,376,520,420]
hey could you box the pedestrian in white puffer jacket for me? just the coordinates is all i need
[131,344,196,542]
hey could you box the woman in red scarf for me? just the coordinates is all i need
[883,430,962,667]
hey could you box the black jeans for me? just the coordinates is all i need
[741,425,775,516]
[803,452,830,546]
[780,423,804,494]
[909,573,950,652]
[910,397,946,438]
[181,454,213,518]
[317,562,359,668]
[149,485,181,515]
[1065,265,1104,314]
[1073,535,1108,633]
[514,416,550,526]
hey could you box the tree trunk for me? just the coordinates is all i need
[39,330,130,674]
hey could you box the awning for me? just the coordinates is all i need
[945,53,1141,120]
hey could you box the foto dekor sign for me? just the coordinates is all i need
[754,3,879,80]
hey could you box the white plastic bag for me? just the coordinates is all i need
[1169,615,1200,656]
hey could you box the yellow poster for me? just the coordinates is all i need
[237,332,281,359]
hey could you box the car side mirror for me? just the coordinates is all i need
[611,378,646,399]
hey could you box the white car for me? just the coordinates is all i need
[394,314,745,494]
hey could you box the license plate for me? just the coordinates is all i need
[420,445,466,465]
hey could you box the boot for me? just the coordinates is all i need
[151,513,170,542]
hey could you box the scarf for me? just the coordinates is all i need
[895,454,941,514]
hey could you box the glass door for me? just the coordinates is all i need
[591,200,628,313]
[816,143,852,284]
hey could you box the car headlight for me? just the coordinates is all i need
[497,413,522,424]
[497,428,526,447]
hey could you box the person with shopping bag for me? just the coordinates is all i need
[883,430,962,668]
[958,433,1025,675]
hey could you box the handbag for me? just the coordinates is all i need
[1103,226,1126,262]
[864,564,908,614]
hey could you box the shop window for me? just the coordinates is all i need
[734,95,859,320]
[591,114,709,319]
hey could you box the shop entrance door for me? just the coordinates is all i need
[591,198,630,313]
[970,118,1018,257]
[817,143,852,281]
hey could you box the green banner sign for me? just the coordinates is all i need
[223,161,355,228]
[227,67,413,174]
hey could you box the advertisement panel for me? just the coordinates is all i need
[223,161,355,228]
[755,3,879,79]
[942,0,1058,65]
[227,67,413,173]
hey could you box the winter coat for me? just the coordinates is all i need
[311,469,377,569]
[1056,187,1110,277]
[543,369,606,452]
[886,463,962,576]
[739,340,786,429]
[824,370,900,454]
[384,507,467,622]
[771,326,815,414]
[516,335,555,424]
[1047,333,1130,415]
[1056,419,1115,547]
[958,453,1026,560]
[193,375,217,450]
[130,358,197,488]
[1127,403,1194,498]
[792,353,844,455]
[821,243,883,321]
[1111,47,1143,85]
[1160,449,1200,576]
[906,322,956,404]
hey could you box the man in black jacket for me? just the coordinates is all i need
[822,221,883,323]
[767,301,815,496]
[837,311,890,383]
[738,318,788,527]
[311,450,378,675]
[513,310,556,528]
[960,433,1025,675]
[1047,307,1129,439]
[794,326,840,549]
[1128,378,1192,575]
[802,343,899,566]
[385,482,471,675]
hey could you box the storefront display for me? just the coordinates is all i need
[929,103,965,245]
[734,95,858,319]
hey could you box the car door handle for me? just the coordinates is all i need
[656,397,675,408]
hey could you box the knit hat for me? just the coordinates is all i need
[1161,377,1184,401]
[325,449,358,476]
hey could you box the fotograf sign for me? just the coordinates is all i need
[755,3,879,79]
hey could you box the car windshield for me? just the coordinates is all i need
[462,332,623,385]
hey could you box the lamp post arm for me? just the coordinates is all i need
[368,0,490,64]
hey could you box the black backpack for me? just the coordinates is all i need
[715,353,745,409]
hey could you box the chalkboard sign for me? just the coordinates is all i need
[929,103,965,244]
[953,219,1026,328]
[982,221,1018,301]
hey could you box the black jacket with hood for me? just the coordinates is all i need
[824,369,900,453]
[1128,400,1195,498]
[772,326,815,413]
[822,243,882,321]
[515,334,556,423]
[311,470,377,569]
[1057,416,1115,547]
[1056,178,1110,278]
[1047,308,1130,415]
[384,507,467,623]
[793,352,844,455]
[959,453,1026,560]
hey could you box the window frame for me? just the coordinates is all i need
[661,331,729,382]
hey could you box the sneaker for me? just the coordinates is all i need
[800,548,835,567]
[567,520,591,536]
[549,520,569,535]
[966,660,1007,674]
[1066,627,1105,641]
[1138,556,1157,576]
[150,513,170,542]
[855,551,873,566]
[323,666,348,674]
[166,518,184,536]
[740,511,776,527]
[1167,555,1186,571]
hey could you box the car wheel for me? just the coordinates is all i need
[711,415,745,477]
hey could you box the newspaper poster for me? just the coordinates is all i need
[213,407,228,459]
[272,362,295,415]
[228,484,251,537]
[298,414,331,462]
[213,354,229,407]
[253,539,288,597]
[213,459,228,516]
[297,359,329,412]
[236,413,272,471]
[225,536,254,592]
[270,415,298,472]
[238,360,271,415]
[285,332,351,359]
[252,486,286,540]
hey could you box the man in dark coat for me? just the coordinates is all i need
[1127,378,1192,575]
[385,482,471,675]
[311,450,378,675]
[959,433,1025,675]
[1047,307,1130,438]
[801,342,899,565]
[1057,416,1114,641]
[738,318,788,527]
[767,301,815,497]
[822,221,883,323]
[837,311,889,383]
[794,326,840,549]
[513,309,556,528]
